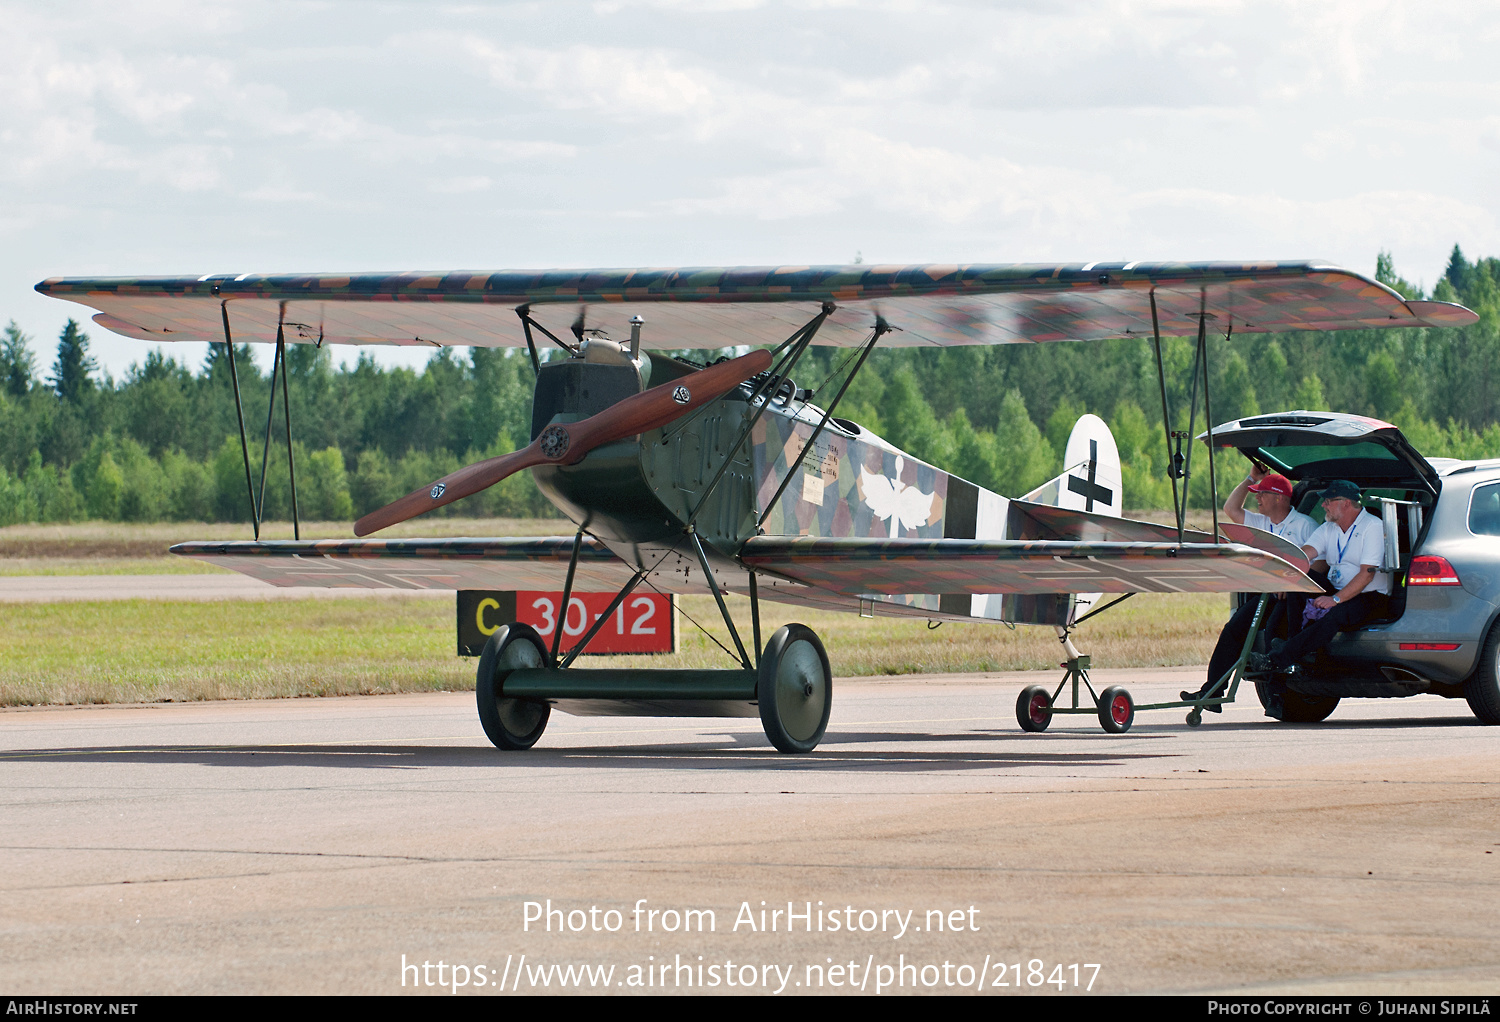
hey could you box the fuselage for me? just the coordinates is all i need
[530,349,965,549]
[526,346,1061,625]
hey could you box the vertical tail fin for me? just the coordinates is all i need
[1020,413,1123,518]
[1018,413,1122,623]
[949,413,1125,628]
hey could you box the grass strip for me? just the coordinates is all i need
[0,593,1228,707]
[0,517,571,557]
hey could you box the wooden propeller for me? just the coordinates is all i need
[353,349,773,536]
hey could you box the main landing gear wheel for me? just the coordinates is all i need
[757,624,832,754]
[1098,686,1134,734]
[475,623,551,750]
[1017,685,1052,732]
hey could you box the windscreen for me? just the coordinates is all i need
[1258,442,1405,472]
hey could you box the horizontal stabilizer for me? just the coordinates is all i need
[740,536,1321,596]
[1008,500,1215,543]
[1219,521,1311,571]
[1011,503,1310,571]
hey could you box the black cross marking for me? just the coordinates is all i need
[1067,439,1114,511]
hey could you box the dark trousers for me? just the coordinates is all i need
[1284,569,1330,633]
[1206,596,1288,691]
[1269,591,1389,669]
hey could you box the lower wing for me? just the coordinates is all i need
[170,537,636,591]
[173,533,1317,608]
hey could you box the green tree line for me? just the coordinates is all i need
[2,247,1497,526]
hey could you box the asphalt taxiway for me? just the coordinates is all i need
[2,669,1497,995]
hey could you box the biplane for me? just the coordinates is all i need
[36,262,1478,750]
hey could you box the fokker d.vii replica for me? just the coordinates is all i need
[37,263,1478,750]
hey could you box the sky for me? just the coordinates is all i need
[3,0,1498,379]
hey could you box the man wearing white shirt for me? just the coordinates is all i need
[1182,468,1318,709]
[1225,467,1318,546]
[1258,479,1391,675]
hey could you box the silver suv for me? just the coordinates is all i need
[1208,412,1500,724]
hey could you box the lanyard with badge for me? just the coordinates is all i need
[1330,520,1357,588]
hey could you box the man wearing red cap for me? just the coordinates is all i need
[1181,464,1318,709]
[1229,468,1316,545]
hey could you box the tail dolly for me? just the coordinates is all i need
[1013,593,1273,733]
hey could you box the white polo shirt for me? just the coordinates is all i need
[1243,507,1318,548]
[1303,510,1392,596]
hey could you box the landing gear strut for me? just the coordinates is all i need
[473,538,836,753]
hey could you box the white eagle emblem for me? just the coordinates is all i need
[857,456,935,538]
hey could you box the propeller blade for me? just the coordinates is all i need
[353,348,773,536]
[352,447,549,537]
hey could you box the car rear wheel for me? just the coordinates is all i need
[1464,621,1500,725]
[1281,688,1340,723]
[1253,679,1340,723]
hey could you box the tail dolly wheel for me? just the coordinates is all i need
[1016,685,1053,732]
[1098,686,1135,734]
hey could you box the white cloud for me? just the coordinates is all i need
[0,0,1495,378]
[430,175,493,194]
[243,184,323,203]
[457,37,723,120]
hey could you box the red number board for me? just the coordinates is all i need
[457,590,677,656]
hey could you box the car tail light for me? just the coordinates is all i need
[1398,642,1461,650]
[1408,555,1462,586]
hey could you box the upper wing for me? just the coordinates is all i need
[37,262,1478,351]
[171,537,636,590]
[739,536,1322,596]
